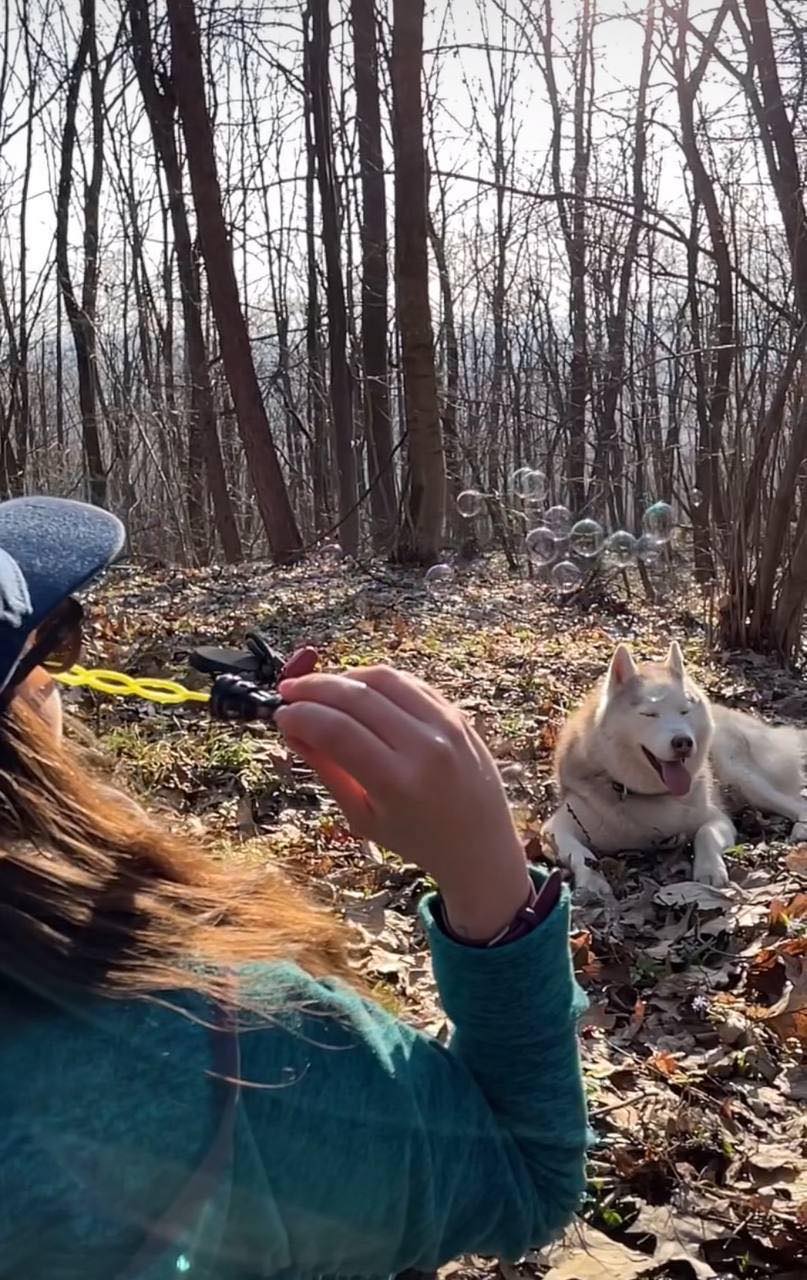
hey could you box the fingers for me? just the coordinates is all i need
[339,665,454,723]
[278,672,430,754]
[283,733,374,833]
[280,647,319,680]
[274,701,396,795]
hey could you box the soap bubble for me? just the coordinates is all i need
[525,526,558,565]
[424,563,455,597]
[636,533,664,565]
[456,489,486,519]
[643,500,674,542]
[569,518,604,559]
[551,560,583,593]
[512,466,544,500]
[544,504,572,537]
[692,488,703,509]
[604,530,637,568]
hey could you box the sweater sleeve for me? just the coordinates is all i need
[229,873,589,1278]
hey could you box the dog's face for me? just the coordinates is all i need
[594,642,713,797]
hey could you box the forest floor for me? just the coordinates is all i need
[76,552,807,1280]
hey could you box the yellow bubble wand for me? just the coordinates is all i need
[51,664,285,723]
[53,665,210,706]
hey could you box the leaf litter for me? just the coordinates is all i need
[76,555,807,1279]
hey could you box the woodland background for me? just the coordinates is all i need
[1,0,807,658]
[4,3,807,1273]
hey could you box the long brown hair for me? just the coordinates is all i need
[0,696,356,1006]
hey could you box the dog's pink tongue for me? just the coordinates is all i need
[661,760,691,796]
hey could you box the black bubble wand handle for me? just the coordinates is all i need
[209,674,287,724]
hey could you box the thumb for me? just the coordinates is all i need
[283,734,376,834]
[281,647,319,680]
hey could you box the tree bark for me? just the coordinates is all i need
[669,0,734,573]
[529,0,592,511]
[307,0,360,558]
[591,0,654,516]
[428,213,461,544]
[129,0,242,563]
[742,0,807,320]
[391,0,445,563]
[302,17,330,536]
[350,0,397,553]
[55,0,106,507]
[566,0,592,512]
[748,379,807,649]
[700,0,807,650]
[165,0,301,563]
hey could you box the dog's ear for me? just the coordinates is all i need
[665,640,686,680]
[605,643,638,693]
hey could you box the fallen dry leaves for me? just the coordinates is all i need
[79,555,807,1279]
[536,1219,656,1278]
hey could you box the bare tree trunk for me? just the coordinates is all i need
[748,374,807,648]
[676,0,807,650]
[669,0,733,576]
[307,0,360,557]
[391,0,445,563]
[528,0,592,511]
[55,0,106,507]
[302,20,330,536]
[128,0,242,563]
[742,0,807,320]
[429,213,461,545]
[166,0,301,563]
[478,10,517,503]
[739,0,807,654]
[14,11,36,487]
[566,0,592,512]
[55,268,64,452]
[592,0,654,515]
[351,0,397,553]
[0,269,25,494]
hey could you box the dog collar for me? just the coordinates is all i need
[610,780,670,800]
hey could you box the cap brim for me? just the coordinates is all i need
[0,497,125,691]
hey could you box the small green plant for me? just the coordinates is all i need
[100,724,270,793]
[205,734,265,789]
[101,726,186,788]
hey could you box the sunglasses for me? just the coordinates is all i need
[2,598,84,705]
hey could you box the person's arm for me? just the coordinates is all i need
[231,875,587,1277]
[240,665,591,1274]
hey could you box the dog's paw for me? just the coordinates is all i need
[693,849,730,888]
[790,821,807,843]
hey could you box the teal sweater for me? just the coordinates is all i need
[0,879,588,1278]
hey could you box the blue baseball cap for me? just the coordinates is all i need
[0,497,125,694]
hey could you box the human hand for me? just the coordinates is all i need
[275,666,531,941]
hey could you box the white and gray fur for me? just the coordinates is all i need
[542,641,807,898]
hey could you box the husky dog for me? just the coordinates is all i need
[542,641,807,897]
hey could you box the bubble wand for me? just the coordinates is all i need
[51,635,318,724]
